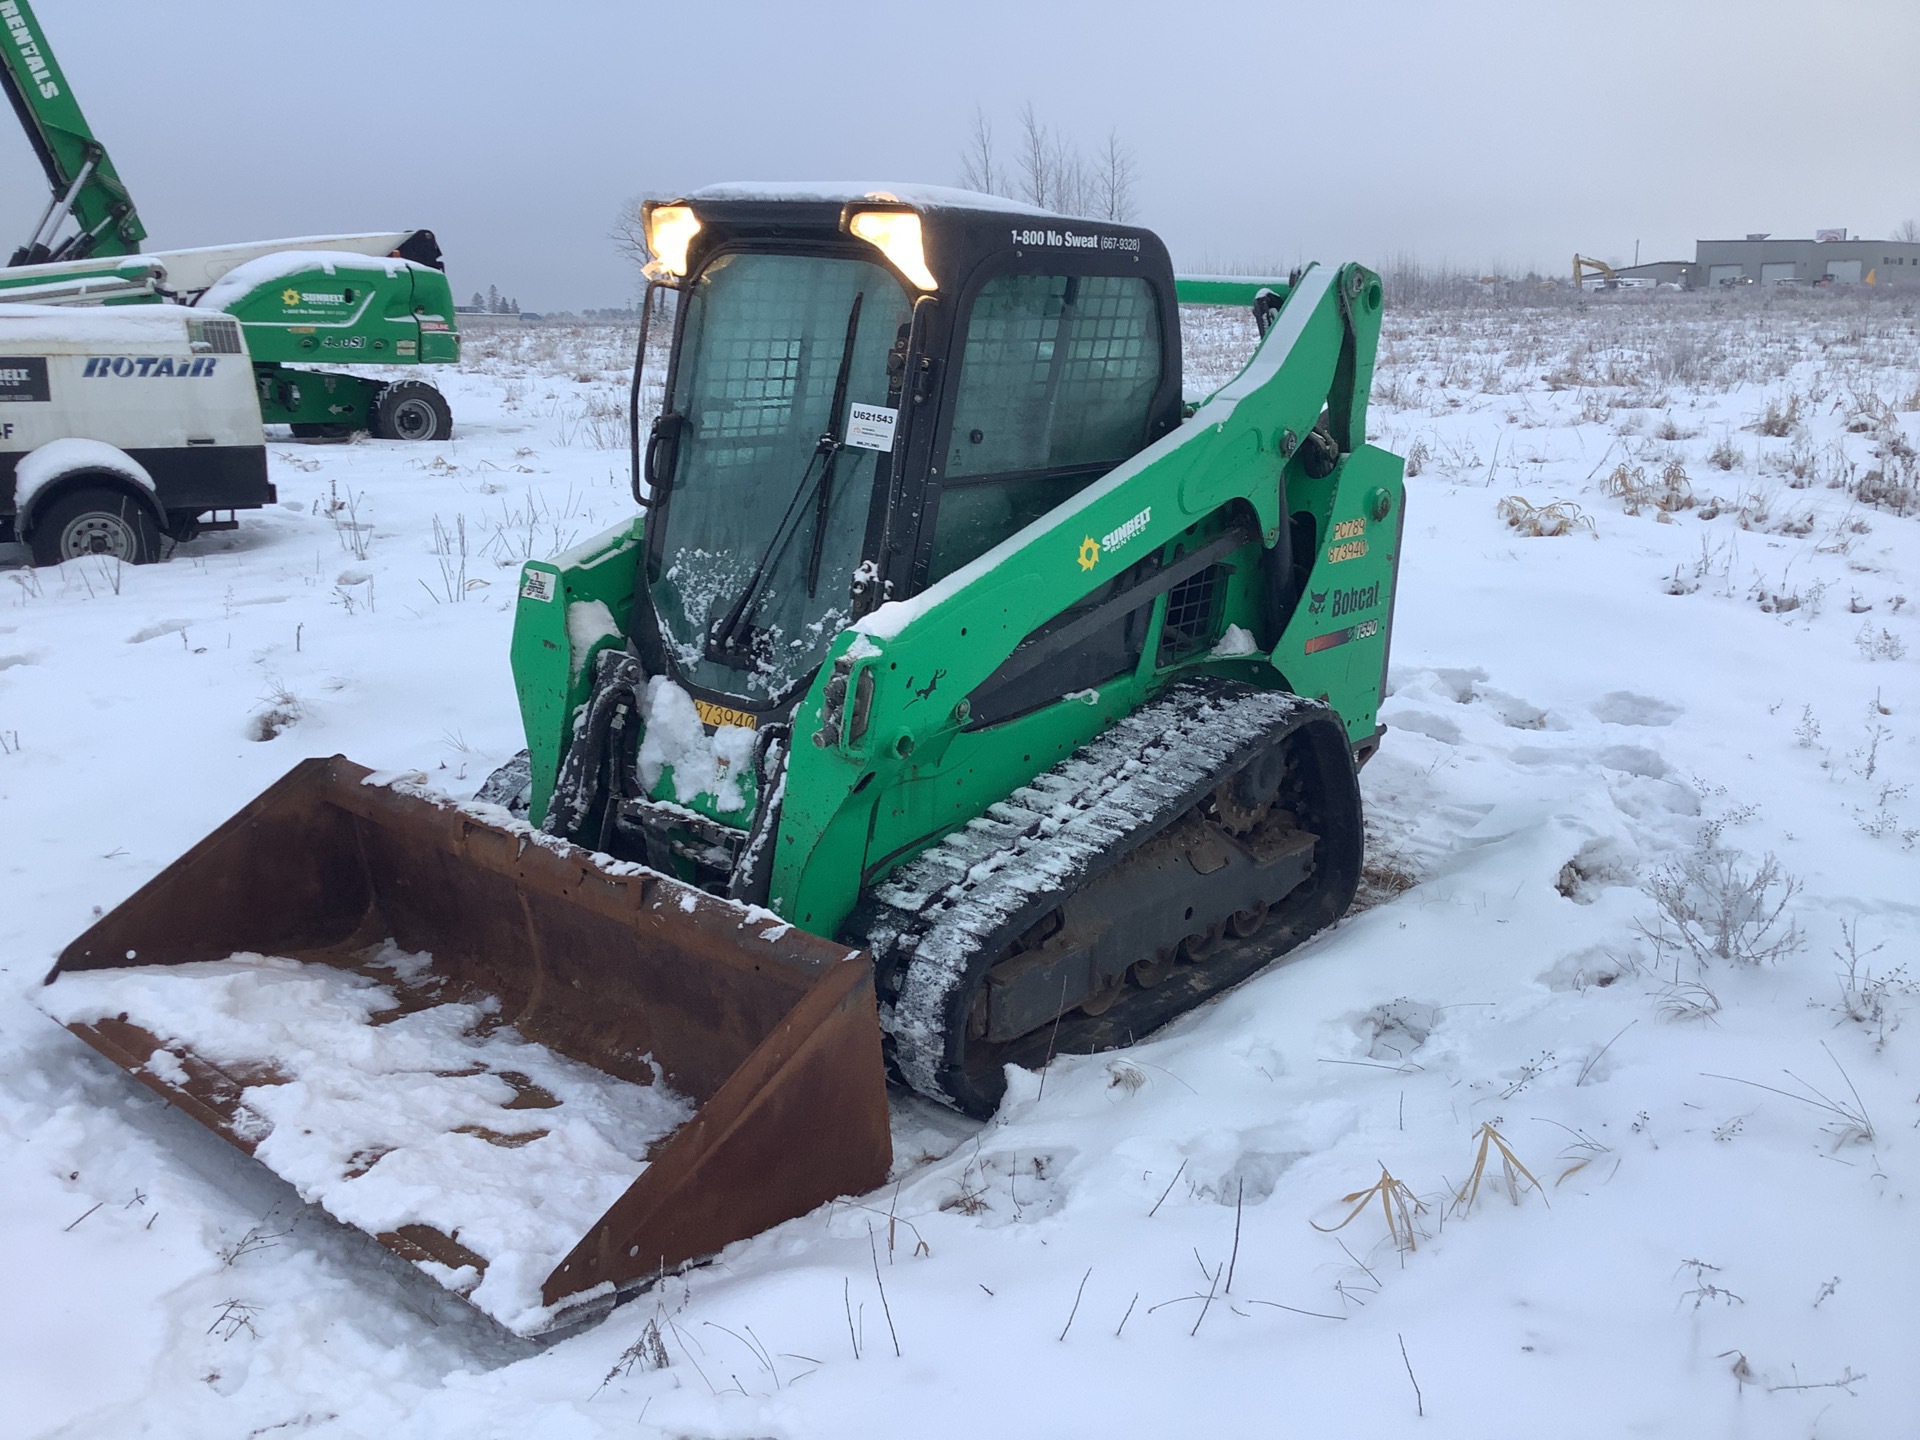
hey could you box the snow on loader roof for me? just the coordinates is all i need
[688,180,1061,217]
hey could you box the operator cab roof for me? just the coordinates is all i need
[661,181,1172,299]
[690,181,1059,217]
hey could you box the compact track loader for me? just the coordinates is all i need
[41,184,1404,1334]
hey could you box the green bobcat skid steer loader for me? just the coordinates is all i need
[40,184,1404,1335]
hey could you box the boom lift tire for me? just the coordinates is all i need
[29,486,163,565]
[370,380,452,442]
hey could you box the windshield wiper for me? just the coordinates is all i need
[802,289,866,598]
[708,290,864,662]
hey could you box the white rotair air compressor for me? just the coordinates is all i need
[0,302,272,564]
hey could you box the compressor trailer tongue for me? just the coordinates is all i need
[40,184,1404,1331]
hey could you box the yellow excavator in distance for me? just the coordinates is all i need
[1573,254,1618,290]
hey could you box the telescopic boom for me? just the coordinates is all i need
[0,0,146,265]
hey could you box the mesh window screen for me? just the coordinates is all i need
[680,256,827,466]
[926,272,1160,582]
[944,273,1160,479]
[651,253,911,700]
[1158,564,1225,663]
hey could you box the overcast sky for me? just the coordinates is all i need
[5,0,1915,311]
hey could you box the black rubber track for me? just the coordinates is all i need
[850,678,1363,1116]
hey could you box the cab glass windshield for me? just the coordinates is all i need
[650,251,911,703]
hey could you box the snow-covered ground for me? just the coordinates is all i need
[3,292,1917,1437]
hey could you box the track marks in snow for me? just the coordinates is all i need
[1388,665,1565,731]
[126,619,195,644]
[1535,945,1634,991]
[1353,998,1441,1063]
[1480,688,1560,730]
[1593,744,1669,780]
[1552,836,1640,904]
[1591,691,1682,726]
[932,1147,1073,1226]
[1381,707,1461,745]
[1183,1128,1309,1205]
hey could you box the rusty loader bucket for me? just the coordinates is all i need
[38,757,892,1336]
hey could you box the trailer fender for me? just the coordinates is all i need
[12,437,159,528]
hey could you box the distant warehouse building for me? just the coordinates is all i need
[1694,233,1920,288]
[1607,260,1692,286]
[1606,233,1920,290]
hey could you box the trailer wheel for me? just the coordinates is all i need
[372,381,452,442]
[29,487,163,566]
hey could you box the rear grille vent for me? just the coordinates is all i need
[189,317,244,355]
[1159,563,1225,662]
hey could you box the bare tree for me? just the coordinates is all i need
[1096,128,1136,221]
[962,104,1139,218]
[1051,139,1092,216]
[1893,218,1920,244]
[611,195,651,277]
[958,107,999,197]
[1011,103,1095,214]
[1017,101,1052,209]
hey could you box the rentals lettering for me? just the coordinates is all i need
[0,3,60,99]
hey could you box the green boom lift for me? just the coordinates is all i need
[0,0,457,438]
[41,184,1405,1330]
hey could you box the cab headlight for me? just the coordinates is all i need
[846,208,937,292]
[642,203,702,279]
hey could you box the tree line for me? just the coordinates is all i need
[464,284,520,315]
[959,102,1137,221]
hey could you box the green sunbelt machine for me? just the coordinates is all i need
[42,183,1405,1333]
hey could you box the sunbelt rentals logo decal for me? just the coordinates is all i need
[1078,506,1151,572]
[282,287,348,308]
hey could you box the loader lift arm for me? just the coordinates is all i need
[0,0,146,265]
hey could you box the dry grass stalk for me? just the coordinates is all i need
[1498,495,1597,537]
[1655,978,1722,1022]
[1646,848,1803,967]
[1355,843,1419,912]
[1703,1041,1875,1148]
[1312,1165,1424,1251]
[1603,460,1696,516]
[1753,394,1802,437]
[1453,1123,1547,1214]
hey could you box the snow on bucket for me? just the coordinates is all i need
[39,757,891,1336]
